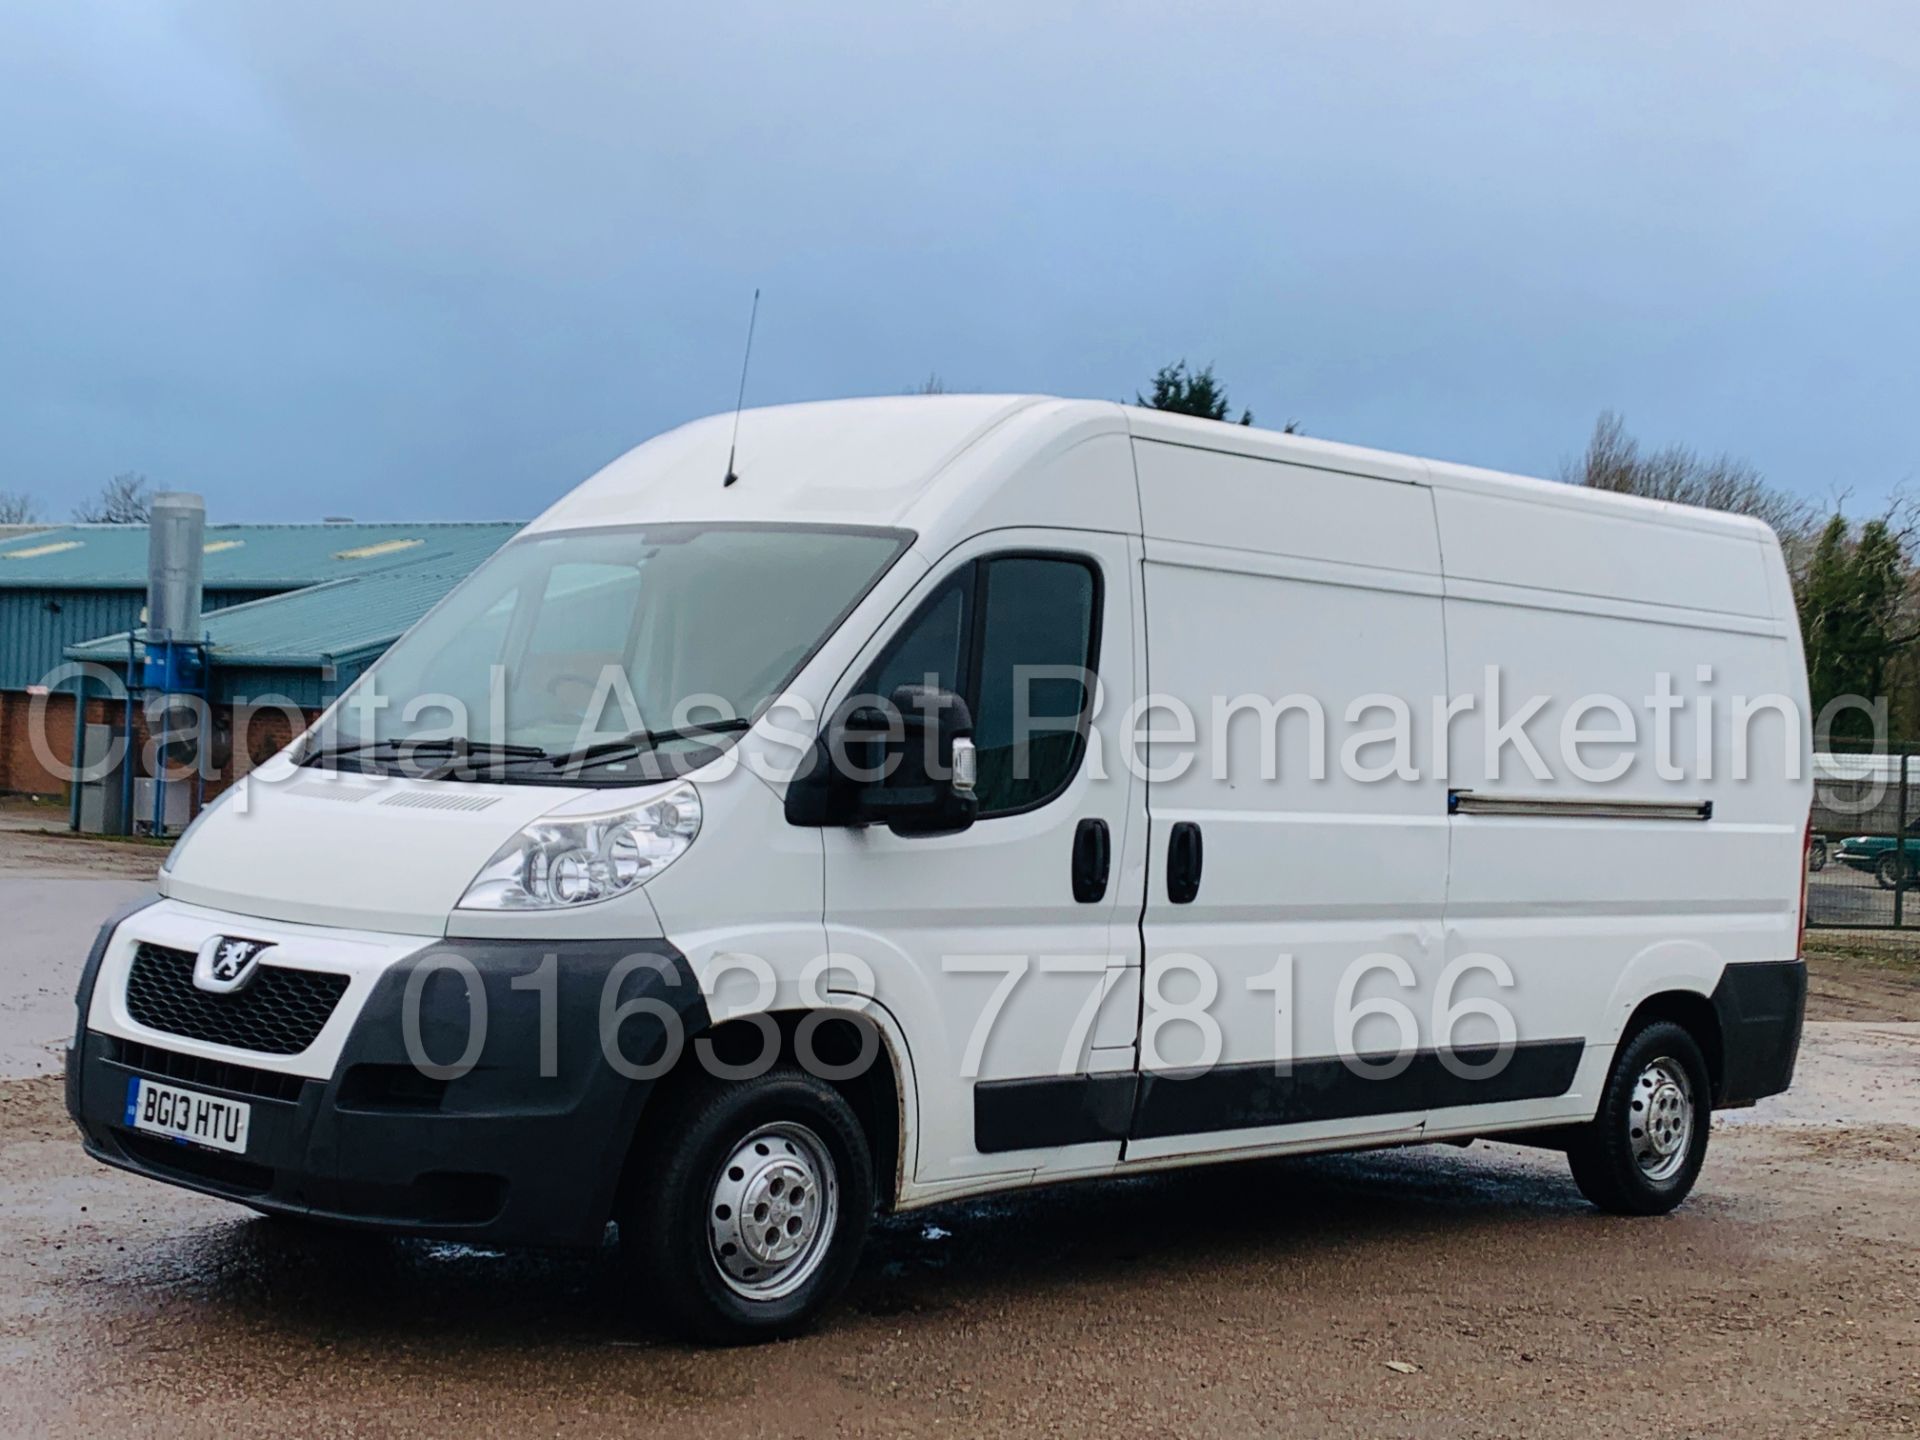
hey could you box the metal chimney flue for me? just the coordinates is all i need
[147,492,205,642]
[135,492,207,839]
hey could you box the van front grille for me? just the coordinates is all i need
[112,1038,306,1103]
[124,943,349,1056]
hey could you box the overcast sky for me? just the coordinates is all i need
[1,1,1915,523]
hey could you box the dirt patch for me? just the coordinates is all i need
[0,1072,65,1135]
[0,795,73,828]
[1804,935,1920,1022]
[0,821,164,880]
[7,1038,1919,1439]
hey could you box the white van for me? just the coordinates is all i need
[68,396,1810,1341]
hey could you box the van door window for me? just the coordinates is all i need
[854,554,1099,819]
[859,574,968,701]
[971,557,1098,815]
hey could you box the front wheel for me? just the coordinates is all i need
[1566,1019,1711,1215]
[1808,839,1827,873]
[1875,851,1911,890]
[620,1064,874,1344]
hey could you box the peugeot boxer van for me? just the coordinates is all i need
[68,396,1810,1341]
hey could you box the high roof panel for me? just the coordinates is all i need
[527,395,1045,534]
[0,521,522,589]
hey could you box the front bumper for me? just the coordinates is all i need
[68,930,709,1248]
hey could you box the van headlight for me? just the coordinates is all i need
[455,785,701,910]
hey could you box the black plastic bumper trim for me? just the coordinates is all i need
[1710,958,1807,1106]
[72,935,710,1247]
[64,893,161,1122]
[973,1039,1585,1154]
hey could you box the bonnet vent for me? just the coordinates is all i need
[378,792,503,813]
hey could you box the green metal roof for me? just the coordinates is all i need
[67,529,521,671]
[0,521,520,590]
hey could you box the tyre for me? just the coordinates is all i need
[1808,839,1827,873]
[1874,851,1909,889]
[1566,1019,1711,1215]
[620,1063,874,1344]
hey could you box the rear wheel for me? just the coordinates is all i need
[1566,1019,1711,1215]
[1875,851,1910,890]
[1808,838,1827,872]
[620,1064,873,1344]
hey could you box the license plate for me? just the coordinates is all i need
[124,1077,251,1155]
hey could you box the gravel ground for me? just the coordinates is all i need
[1,822,1917,1438]
[3,1056,1916,1440]
[0,823,165,882]
[1804,934,1920,1023]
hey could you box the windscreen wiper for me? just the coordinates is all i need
[547,718,753,771]
[302,736,551,767]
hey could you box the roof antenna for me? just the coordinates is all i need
[722,288,761,488]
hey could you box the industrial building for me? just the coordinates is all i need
[0,517,520,820]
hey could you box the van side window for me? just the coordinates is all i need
[854,554,1099,820]
[859,574,968,702]
[972,557,1097,815]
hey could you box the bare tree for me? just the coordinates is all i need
[911,373,949,395]
[0,491,39,524]
[73,472,153,523]
[1564,411,1815,566]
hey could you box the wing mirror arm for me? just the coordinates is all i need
[783,685,979,835]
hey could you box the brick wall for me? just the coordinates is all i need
[0,691,114,798]
[219,702,321,795]
[0,689,320,809]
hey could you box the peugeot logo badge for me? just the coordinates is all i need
[193,936,272,994]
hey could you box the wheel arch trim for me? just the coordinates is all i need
[610,993,922,1216]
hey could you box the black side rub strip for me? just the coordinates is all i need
[974,1072,1136,1153]
[973,1039,1585,1154]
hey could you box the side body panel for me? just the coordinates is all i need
[1125,438,1453,1162]
[1428,480,1809,1136]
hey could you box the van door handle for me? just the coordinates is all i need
[1167,821,1203,905]
[1072,818,1111,904]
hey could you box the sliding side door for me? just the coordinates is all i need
[1126,438,1452,1164]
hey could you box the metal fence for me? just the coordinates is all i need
[1807,744,1920,935]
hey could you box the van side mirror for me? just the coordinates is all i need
[784,684,979,835]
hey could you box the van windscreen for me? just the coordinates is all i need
[303,523,909,782]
